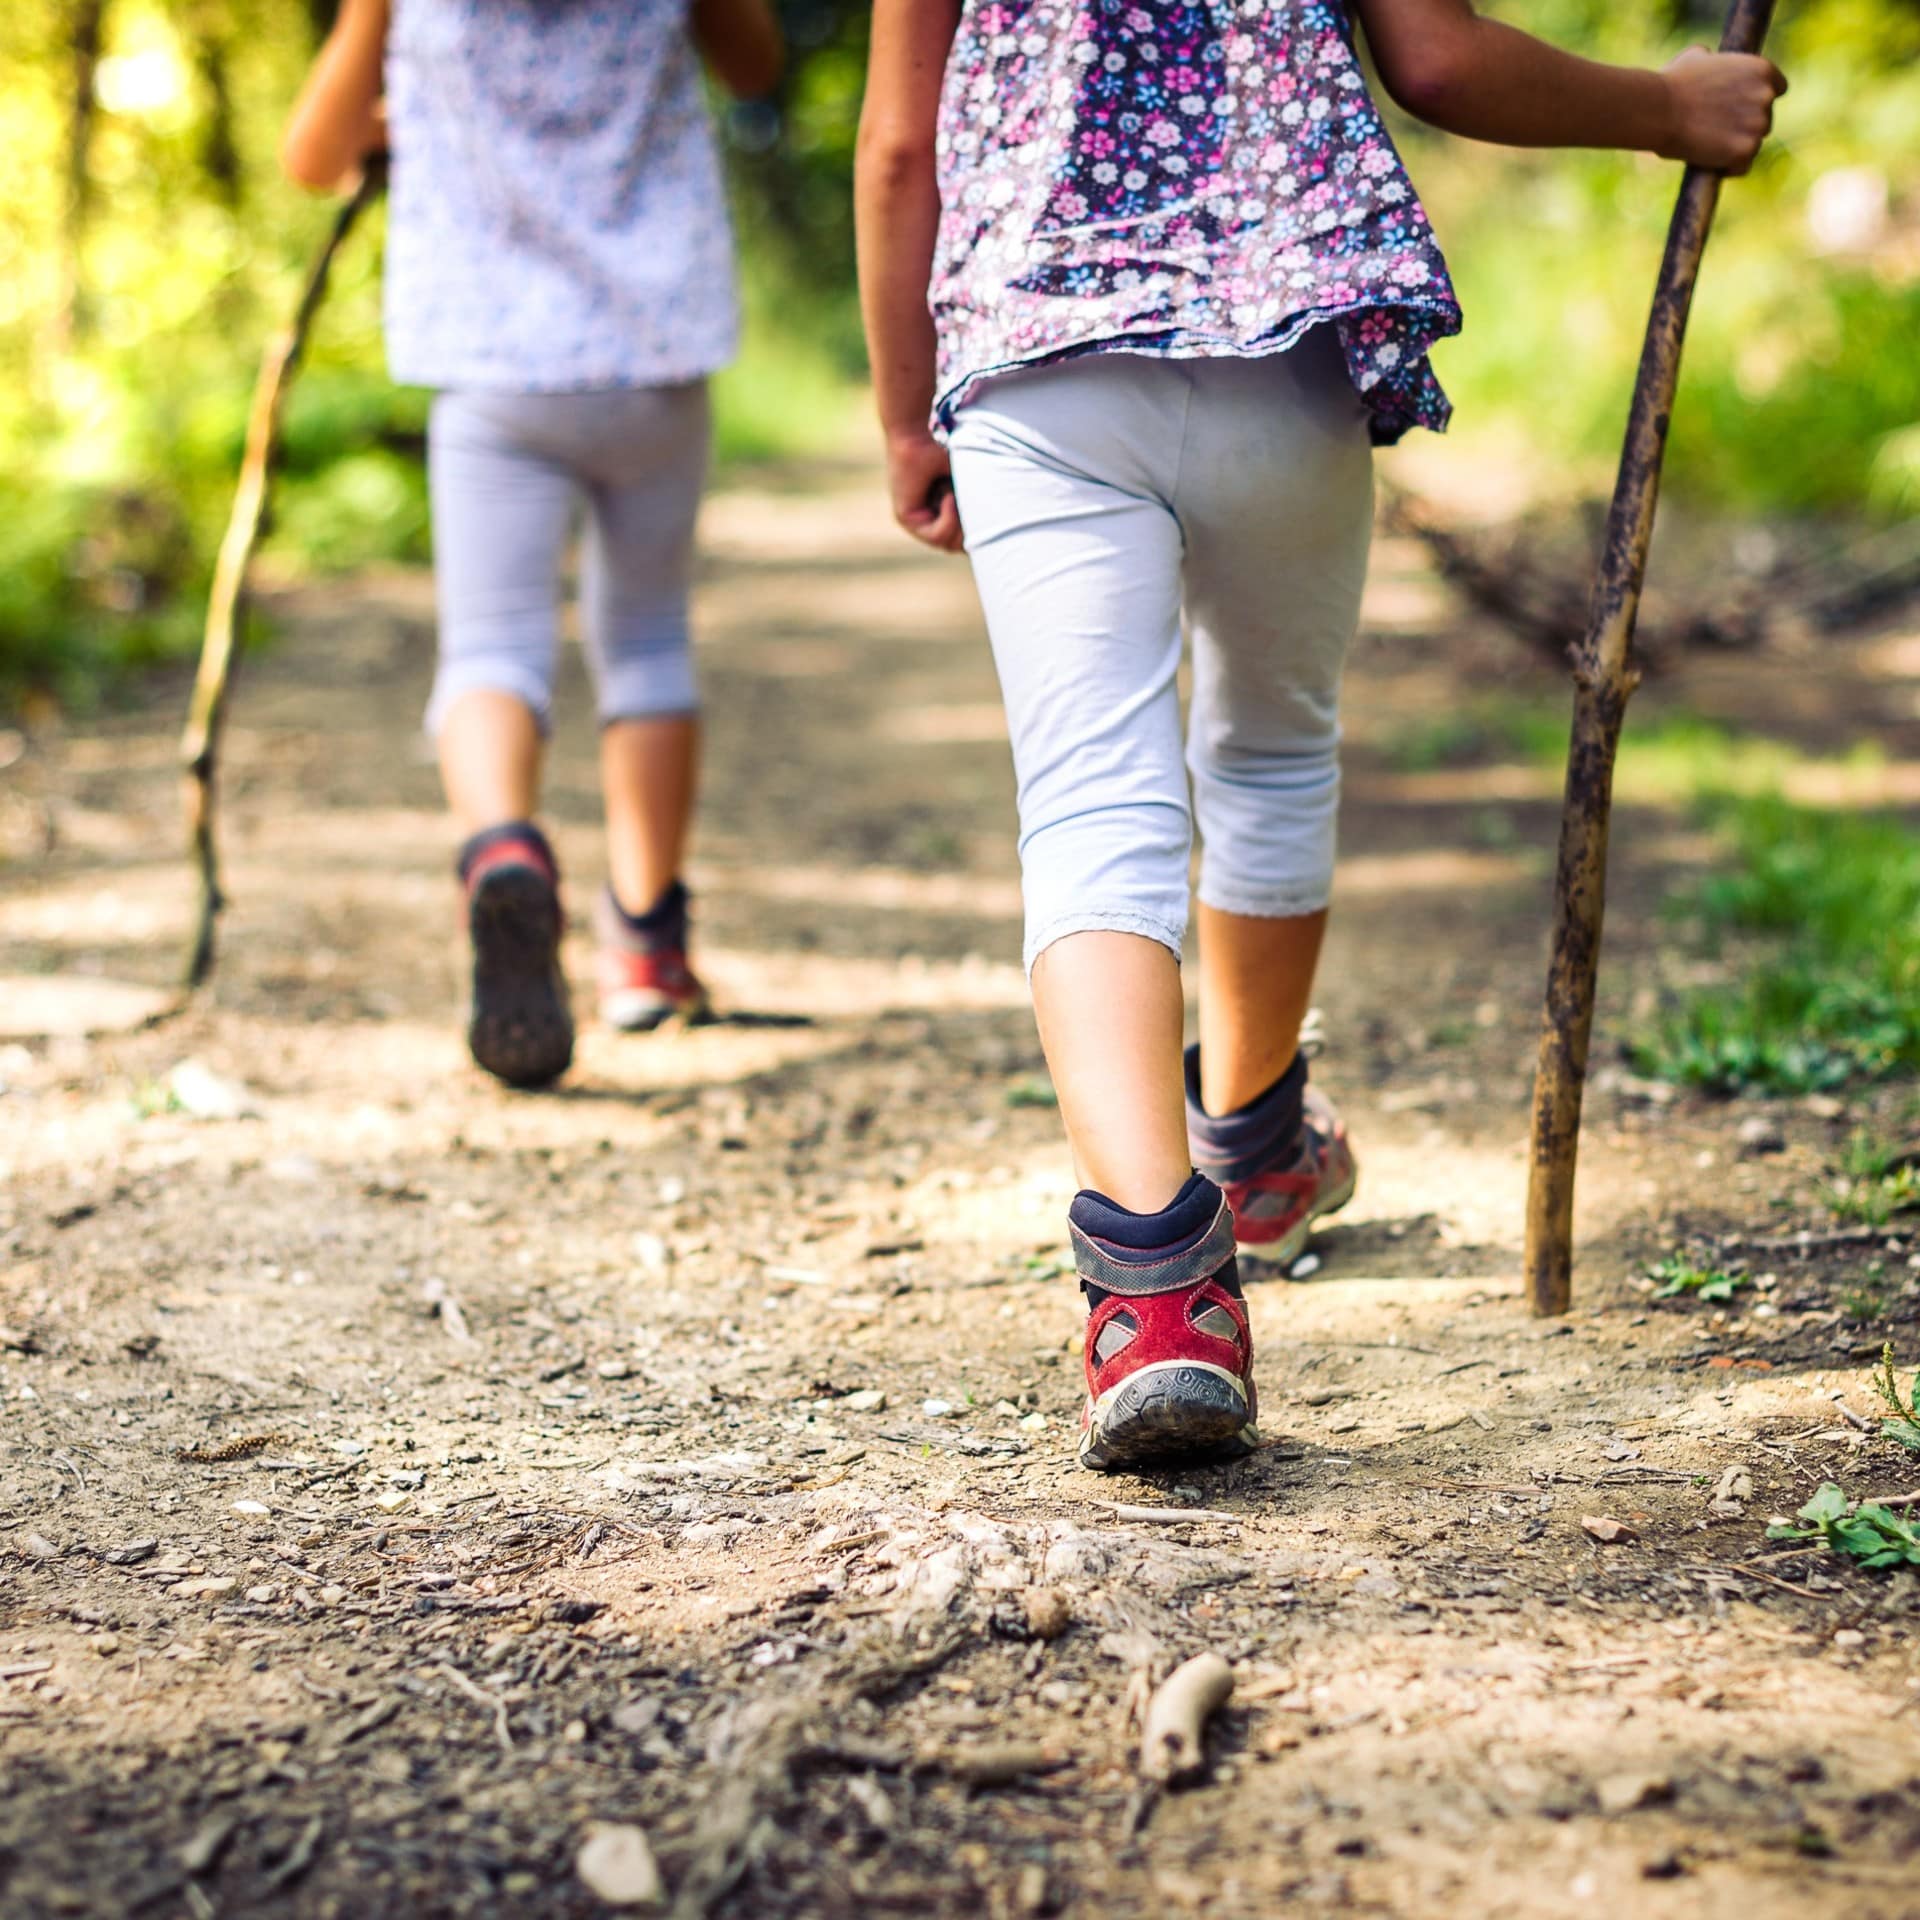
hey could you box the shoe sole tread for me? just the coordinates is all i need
[468,867,573,1088]
[1079,1361,1257,1472]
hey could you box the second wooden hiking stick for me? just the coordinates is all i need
[180,163,385,990]
[1524,0,1778,1316]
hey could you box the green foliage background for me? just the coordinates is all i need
[0,0,1916,708]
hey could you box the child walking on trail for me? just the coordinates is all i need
[856,1,1782,1471]
[283,0,782,1089]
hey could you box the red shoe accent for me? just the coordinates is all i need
[463,834,558,902]
[1083,1276,1255,1414]
[1220,1088,1356,1264]
[597,943,710,1031]
[1074,1196,1259,1471]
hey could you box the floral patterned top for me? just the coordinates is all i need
[384,0,737,393]
[931,0,1461,442]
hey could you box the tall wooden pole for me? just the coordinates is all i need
[180,163,385,990]
[1524,0,1778,1315]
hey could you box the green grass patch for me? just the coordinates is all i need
[1842,1285,1889,1324]
[1648,1256,1746,1304]
[1005,1077,1059,1110]
[1821,1132,1920,1227]
[1380,696,1566,773]
[1610,717,1809,809]
[1629,796,1920,1095]
[1380,700,1797,800]
[1376,700,1919,1098]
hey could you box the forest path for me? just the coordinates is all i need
[3,463,1919,1919]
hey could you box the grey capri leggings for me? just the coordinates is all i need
[948,332,1375,973]
[423,382,710,736]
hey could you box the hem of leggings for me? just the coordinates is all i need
[1194,884,1334,921]
[424,673,555,742]
[1024,909,1185,976]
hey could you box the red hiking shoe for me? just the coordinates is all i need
[1071,1180,1258,1472]
[1185,1046,1357,1265]
[594,883,711,1031]
[1213,1087,1356,1264]
[459,823,573,1089]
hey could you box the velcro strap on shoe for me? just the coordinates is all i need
[1069,1191,1237,1297]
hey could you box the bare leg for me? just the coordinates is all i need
[1030,930,1191,1213]
[438,689,543,835]
[600,714,699,914]
[1194,904,1327,1116]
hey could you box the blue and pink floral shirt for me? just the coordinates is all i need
[931,0,1462,442]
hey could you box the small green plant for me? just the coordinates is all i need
[1005,1077,1058,1110]
[1649,1256,1746,1303]
[130,1079,184,1120]
[1821,1133,1920,1226]
[1766,1482,1920,1569]
[1873,1343,1920,1453]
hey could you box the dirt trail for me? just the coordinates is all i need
[3,465,1919,1920]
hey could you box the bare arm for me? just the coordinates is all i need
[1353,0,1784,173]
[282,0,388,192]
[855,0,963,552]
[692,0,785,99]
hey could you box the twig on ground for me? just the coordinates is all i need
[434,1661,513,1752]
[920,1741,1065,1785]
[1418,1479,1561,1495]
[1719,1227,1899,1256]
[1700,1562,1823,1600]
[1094,1502,1237,1525]
[423,1278,475,1345]
[1138,1652,1234,1785]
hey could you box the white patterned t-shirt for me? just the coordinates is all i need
[384,0,738,392]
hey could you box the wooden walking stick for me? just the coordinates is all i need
[1523,0,1777,1316]
[180,160,385,989]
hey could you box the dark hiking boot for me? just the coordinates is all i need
[459,822,573,1089]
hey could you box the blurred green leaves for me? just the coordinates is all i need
[1414,0,1920,514]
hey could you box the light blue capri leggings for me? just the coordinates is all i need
[947,333,1375,973]
[423,382,710,736]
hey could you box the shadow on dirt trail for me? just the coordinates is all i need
[3,466,1919,1919]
